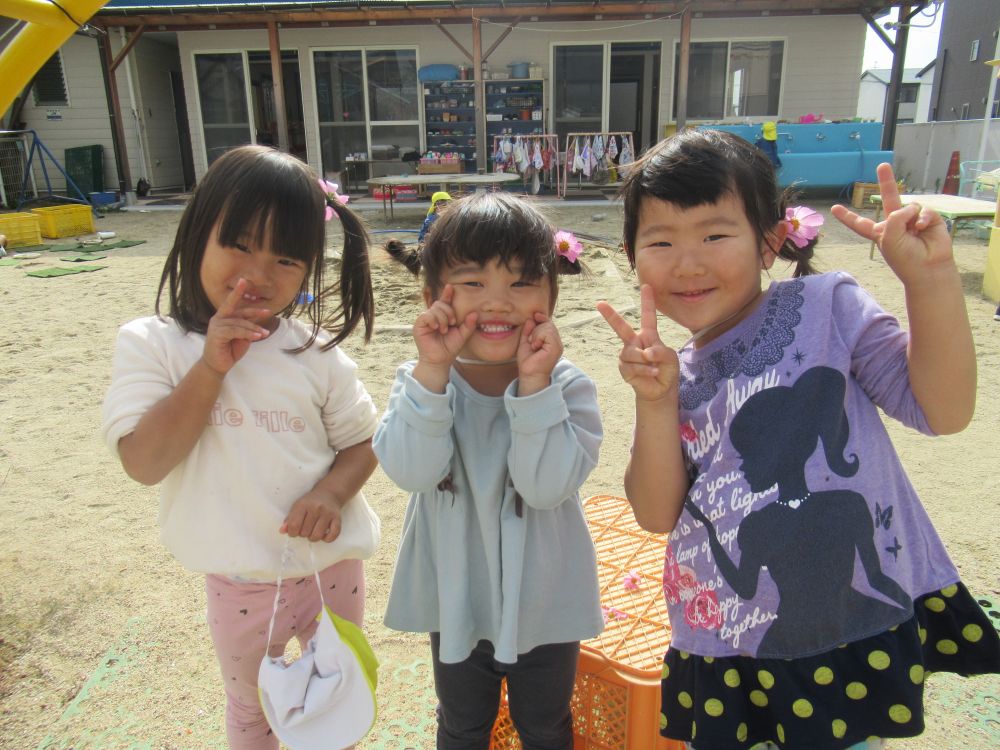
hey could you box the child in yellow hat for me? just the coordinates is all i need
[418,191,452,244]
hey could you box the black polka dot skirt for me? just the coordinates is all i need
[659,582,1000,749]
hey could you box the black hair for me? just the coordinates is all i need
[619,129,818,278]
[384,191,581,302]
[156,144,374,351]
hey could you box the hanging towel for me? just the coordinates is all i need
[608,135,619,160]
[532,140,543,170]
[581,138,593,178]
[571,138,584,173]
[619,136,633,167]
[593,134,605,161]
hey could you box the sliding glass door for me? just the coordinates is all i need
[194,50,305,166]
[673,40,784,120]
[553,42,660,153]
[313,47,419,178]
[195,53,252,165]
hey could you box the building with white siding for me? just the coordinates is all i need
[1,1,927,199]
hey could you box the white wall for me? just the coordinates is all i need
[125,35,184,190]
[13,32,183,196]
[14,36,118,197]
[858,77,888,120]
[893,119,1000,193]
[177,14,868,182]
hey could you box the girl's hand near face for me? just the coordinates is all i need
[201,278,272,377]
[412,284,478,392]
[598,285,679,403]
[832,163,954,287]
[517,312,563,396]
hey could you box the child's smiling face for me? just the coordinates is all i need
[200,220,308,329]
[427,258,553,363]
[632,193,784,347]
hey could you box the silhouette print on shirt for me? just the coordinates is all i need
[685,366,912,657]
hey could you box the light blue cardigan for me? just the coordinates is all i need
[374,359,605,664]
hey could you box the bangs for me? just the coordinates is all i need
[638,144,738,209]
[428,193,555,281]
[214,160,325,264]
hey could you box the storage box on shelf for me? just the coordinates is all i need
[0,212,42,248]
[423,80,478,171]
[490,494,682,750]
[485,79,545,167]
[30,204,95,238]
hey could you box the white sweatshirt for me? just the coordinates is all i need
[102,315,380,580]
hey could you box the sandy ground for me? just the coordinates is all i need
[1,195,997,750]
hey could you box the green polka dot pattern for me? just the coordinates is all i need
[845,681,868,700]
[832,719,847,738]
[867,650,890,670]
[792,698,813,718]
[654,583,1000,748]
[889,704,912,723]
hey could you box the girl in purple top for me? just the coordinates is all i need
[598,129,999,749]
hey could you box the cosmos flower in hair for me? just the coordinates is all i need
[318,179,349,221]
[783,206,824,248]
[554,230,583,263]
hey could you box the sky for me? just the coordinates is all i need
[862,3,944,71]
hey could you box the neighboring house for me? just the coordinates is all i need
[857,66,933,123]
[1,1,917,198]
[927,0,1000,122]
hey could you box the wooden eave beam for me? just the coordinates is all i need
[109,24,146,72]
[434,18,472,60]
[95,1,910,30]
[482,19,518,63]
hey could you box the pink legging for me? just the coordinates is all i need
[205,559,365,750]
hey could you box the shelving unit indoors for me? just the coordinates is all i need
[422,80,477,173]
[485,79,545,169]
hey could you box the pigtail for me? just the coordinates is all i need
[385,238,422,275]
[556,255,584,276]
[776,233,819,278]
[775,192,821,278]
[553,229,587,277]
[319,198,375,346]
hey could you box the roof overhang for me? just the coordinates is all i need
[92,0,912,31]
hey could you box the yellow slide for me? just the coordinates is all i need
[0,0,109,115]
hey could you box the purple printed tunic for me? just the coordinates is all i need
[667,272,959,659]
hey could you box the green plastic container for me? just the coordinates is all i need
[64,144,104,196]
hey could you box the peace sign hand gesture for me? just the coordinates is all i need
[832,162,954,287]
[201,278,272,377]
[597,285,679,402]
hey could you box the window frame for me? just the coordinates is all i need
[32,50,69,107]
[670,37,786,122]
[310,45,420,175]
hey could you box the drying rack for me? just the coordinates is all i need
[491,133,562,198]
[562,131,637,198]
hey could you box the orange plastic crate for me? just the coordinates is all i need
[490,495,682,750]
[0,212,42,248]
[30,204,95,238]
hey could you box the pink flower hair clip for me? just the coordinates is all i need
[554,230,583,264]
[783,206,824,248]
[319,179,350,221]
